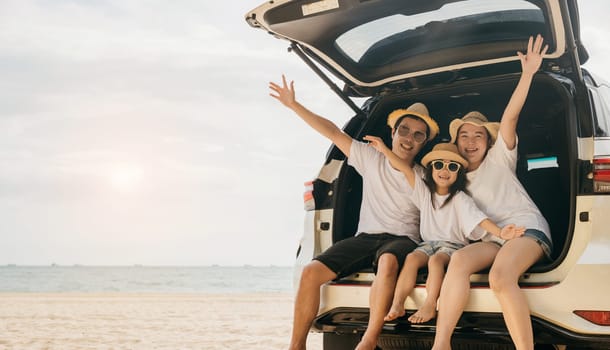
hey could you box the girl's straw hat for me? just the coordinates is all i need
[449,111,500,143]
[387,102,440,140]
[421,143,469,168]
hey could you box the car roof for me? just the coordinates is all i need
[246,0,586,96]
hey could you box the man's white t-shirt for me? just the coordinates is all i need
[348,141,423,243]
[412,175,488,245]
[467,133,551,242]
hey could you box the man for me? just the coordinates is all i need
[269,74,438,350]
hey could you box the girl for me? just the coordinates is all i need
[363,138,525,327]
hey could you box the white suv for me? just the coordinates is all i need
[246,1,610,349]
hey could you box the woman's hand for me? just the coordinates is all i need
[499,224,526,240]
[518,34,548,77]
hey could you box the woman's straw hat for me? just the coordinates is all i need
[449,111,500,143]
[387,102,439,140]
[421,142,469,169]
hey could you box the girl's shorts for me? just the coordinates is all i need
[414,240,465,257]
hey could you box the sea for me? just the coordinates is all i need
[0,265,295,293]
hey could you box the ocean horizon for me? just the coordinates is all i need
[0,265,296,294]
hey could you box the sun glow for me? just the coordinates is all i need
[108,165,143,192]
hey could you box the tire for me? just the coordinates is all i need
[534,345,561,350]
[323,332,362,350]
[379,335,514,350]
[377,335,434,350]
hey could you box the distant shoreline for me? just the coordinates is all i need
[0,265,296,294]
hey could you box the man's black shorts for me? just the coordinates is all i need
[313,233,418,279]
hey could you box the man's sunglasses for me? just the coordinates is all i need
[431,160,461,172]
[396,125,427,144]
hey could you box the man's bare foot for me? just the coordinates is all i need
[383,304,406,322]
[407,304,437,323]
[354,336,377,350]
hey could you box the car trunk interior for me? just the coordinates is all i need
[332,71,573,275]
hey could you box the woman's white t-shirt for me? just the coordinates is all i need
[348,141,424,243]
[466,133,551,243]
[412,175,488,245]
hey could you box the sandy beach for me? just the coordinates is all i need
[0,292,323,349]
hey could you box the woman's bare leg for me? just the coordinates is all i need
[489,237,543,350]
[431,242,499,350]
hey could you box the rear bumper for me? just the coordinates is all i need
[313,307,610,348]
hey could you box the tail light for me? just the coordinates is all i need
[573,310,610,326]
[304,181,315,211]
[593,158,610,193]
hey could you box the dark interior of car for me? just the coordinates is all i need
[331,71,573,273]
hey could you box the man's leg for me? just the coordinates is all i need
[355,252,400,350]
[290,260,337,350]
[488,237,543,350]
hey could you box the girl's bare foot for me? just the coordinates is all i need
[383,304,406,321]
[407,304,437,323]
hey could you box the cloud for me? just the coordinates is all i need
[3,0,607,266]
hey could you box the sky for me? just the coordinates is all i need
[1,1,609,266]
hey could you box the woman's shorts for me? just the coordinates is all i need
[483,229,553,260]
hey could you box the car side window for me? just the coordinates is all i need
[589,84,610,137]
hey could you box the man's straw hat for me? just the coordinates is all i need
[387,102,439,140]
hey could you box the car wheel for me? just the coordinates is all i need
[323,332,362,350]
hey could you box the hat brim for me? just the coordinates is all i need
[421,150,468,169]
[449,119,500,143]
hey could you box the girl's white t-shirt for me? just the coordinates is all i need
[466,133,551,242]
[348,141,424,243]
[412,175,488,245]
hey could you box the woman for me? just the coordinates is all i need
[431,34,553,350]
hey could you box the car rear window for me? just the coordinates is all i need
[336,0,546,66]
[591,84,610,137]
